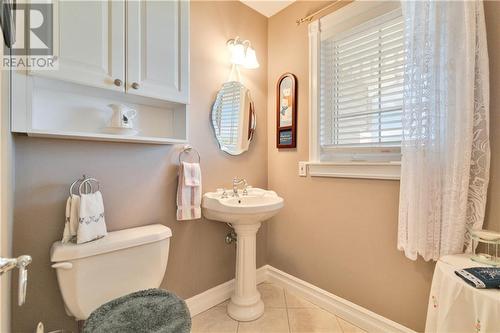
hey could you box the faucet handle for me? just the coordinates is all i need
[242,186,249,196]
[216,188,228,198]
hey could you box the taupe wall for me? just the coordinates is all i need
[10,1,500,332]
[11,2,268,332]
[266,1,500,332]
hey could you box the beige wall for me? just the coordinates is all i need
[11,2,268,332]
[10,1,500,332]
[266,1,500,332]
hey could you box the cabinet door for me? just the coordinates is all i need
[126,0,189,103]
[33,1,125,91]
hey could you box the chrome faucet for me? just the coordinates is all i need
[0,255,32,306]
[232,178,248,197]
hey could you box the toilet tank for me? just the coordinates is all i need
[50,224,172,320]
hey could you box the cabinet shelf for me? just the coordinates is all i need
[12,75,188,145]
[26,129,187,145]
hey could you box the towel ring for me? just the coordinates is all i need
[78,178,100,195]
[69,175,90,196]
[69,178,83,196]
[179,145,201,164]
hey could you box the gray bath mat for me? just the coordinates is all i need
[83,288,191,333]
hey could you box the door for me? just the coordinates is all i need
[33,0,125,91]
[0,47,4,333]
[0,37,12,333]
[126,0,189,103]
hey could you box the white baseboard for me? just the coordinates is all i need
[185,265,415,333]
[185,265,268,317]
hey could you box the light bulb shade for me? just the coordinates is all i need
[243,46,259,69]
[230,43,246,65]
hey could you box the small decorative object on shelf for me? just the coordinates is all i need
[103,104,139,136]
[276,73,297,148]
[470,229,500,266]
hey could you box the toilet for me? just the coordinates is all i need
[50,224,172,321]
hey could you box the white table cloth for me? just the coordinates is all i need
[425,254,500,333]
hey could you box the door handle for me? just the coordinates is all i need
[0,255,32,306]
[0,257,17,274]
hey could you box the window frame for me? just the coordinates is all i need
[308,1,402,180]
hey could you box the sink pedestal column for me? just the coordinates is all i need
[227,222,264,321]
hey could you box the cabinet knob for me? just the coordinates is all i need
[113,79,123,87]
[131,82,140,90]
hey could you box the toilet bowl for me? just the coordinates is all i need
[50,224,172,320]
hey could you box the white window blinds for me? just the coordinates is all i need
[320,10,404,152]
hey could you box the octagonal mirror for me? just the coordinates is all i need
[211,81,256,155]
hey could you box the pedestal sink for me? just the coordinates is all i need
[202,187,284,321]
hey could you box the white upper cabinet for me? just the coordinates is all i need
[12,0,189,144]
[126,1,189,103]
[31,0,189,103]
[35,1,125,91]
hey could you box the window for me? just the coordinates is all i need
[321,11,404,157]
[308,2,403,179]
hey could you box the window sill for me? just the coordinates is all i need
[307,161,401,180]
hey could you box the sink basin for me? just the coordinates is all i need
[202,187,284,322]
[202,188,284,224]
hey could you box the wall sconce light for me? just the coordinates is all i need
[227,37,260,69]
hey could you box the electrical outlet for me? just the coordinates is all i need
[298,162,307,176]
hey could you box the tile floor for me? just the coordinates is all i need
[191,283,367,333]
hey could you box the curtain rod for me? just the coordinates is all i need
[296,0,345,26]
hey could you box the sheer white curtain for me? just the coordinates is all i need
[398,0,490,261]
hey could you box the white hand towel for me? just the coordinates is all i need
[77,191,107,244]
[177,162,202,221]
[69,194,80,237]
[183,162,201,187]
[62,197,72,243]
[62,195,80,243]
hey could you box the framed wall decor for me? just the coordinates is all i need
[276,73,297,148]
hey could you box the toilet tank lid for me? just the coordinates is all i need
[51,224,172,262]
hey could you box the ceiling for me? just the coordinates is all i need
[240,0,296,18]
